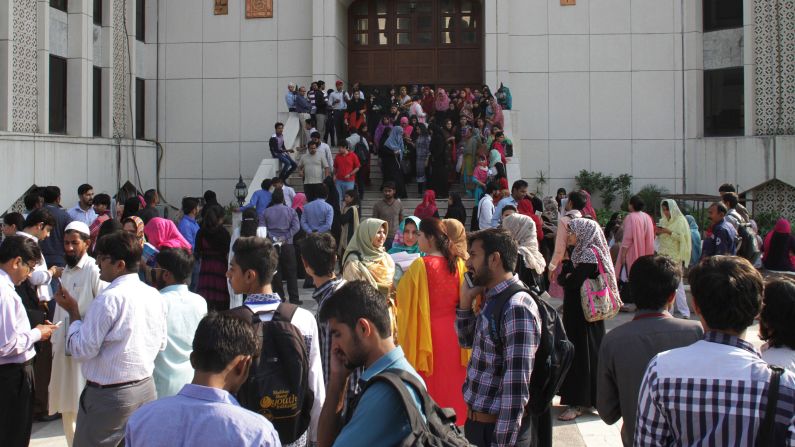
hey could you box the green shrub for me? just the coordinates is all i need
[754,211,779,236]
[635,184,669,219]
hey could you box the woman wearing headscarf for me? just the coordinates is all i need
[339,189,360,259]
[382,125,407,199]
[686,215,702,267]
[444,192,467,227]
[763,218,795,272]
[373,115,392,152]
[557,218,616,421]
[503,214,546,291]
[414,190,440,220]
[581,190,597,220]
[342,218,396,299]
[194,205,231,311]
[656,199,692,317]
[434,88,450,123]
[122,216,147,248]
[324,176,343,244]
[428,124,449,198]
[415,124,431,195]
[615,195,655,287]
[388,216,422,255]
[485,97,504,130]
[462,128,482,194]
[396,218,469,424]
[518,198,544,243]
[292,192,309,281]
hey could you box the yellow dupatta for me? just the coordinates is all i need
[396,257,471,376]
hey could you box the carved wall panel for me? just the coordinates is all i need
[754,0,795,135]
[246,0,273,18]
[113,0,130,137]
[11,0,39,133]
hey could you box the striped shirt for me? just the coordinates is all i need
[67,274,167,385]
[635,331,795,446]
[455,274,541,447]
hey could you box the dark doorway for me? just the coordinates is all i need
[348,0,483,88]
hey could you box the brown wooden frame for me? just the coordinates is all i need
[348,0,484,87]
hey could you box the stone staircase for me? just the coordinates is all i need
[286,147,476,219]
[244,110,525,223]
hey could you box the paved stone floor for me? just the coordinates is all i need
[31,285,763,447]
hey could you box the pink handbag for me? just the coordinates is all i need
[580,247,622,322]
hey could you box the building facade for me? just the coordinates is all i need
[1,0,793,214]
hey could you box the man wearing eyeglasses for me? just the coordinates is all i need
[0,236,59,447]
[54,231,167,447]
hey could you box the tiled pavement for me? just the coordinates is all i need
[31,286,763,447]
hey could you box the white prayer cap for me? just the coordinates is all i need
[65,221,90,237]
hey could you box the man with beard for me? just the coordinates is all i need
[317,280,424,447]
[456,228,542,447]
[150,248,207,398]
[54,231,167,446]
[49,221,105,446]
[371,182,403,251]
[67,184,97,226]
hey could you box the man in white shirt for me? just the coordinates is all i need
[67,184,97,226]
[311,131,334,177]
[328,80,350,145]
[226,236,325,447]
[151,248,207,398]
[0,236,58,447]
[272,176,296,208]
[477,182,498,230]
[49,222,105,446]
[18,208,62,420]
[54,231,167,447]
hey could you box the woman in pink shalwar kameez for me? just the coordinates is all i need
[614,195,656,279]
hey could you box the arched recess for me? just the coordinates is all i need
[347,0,484,88]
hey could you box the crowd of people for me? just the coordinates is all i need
[276,81,513,202]
[1,161,795,445]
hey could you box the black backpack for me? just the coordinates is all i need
[736,222,761,264]
[504,141,513,158]
[485,282,574,415]
[470,203,480,232]
[354,139,370,165]
[229,304,314,445]
[354,369,473,447]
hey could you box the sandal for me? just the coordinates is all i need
[558,406,583,421]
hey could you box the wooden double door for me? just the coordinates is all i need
[348,0,484,88]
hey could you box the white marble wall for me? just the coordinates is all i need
[0,134,157,212]
[504,0,688,197]
[156,0,316,207]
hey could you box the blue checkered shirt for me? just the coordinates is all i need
[635,331,795,446]
[455,274,541,447]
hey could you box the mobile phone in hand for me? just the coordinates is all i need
[464,271,475,289]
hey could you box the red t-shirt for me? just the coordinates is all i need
[334,151,361,181]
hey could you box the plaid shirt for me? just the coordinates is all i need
[455,274,541,447]
[635,331,795,446]
[313,278,360,395]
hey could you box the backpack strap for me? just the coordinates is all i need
[486,282,534,351]
[226,305,259,325]
[273,302,298,323]
[757,365,784,447]
[361,369,427,431]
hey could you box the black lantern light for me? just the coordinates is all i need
[234,175,248,207]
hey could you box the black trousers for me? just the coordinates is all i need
[464,412,543,447]
[272,242,299,303]
[0,362,35,447]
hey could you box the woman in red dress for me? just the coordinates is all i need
[396,218,469,424]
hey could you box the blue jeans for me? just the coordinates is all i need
[276,154,297,180]
[335,180,355,205]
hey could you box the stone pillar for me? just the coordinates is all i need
[67,0,93,136]
[36,0,49,133]
[0,1,12,131]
